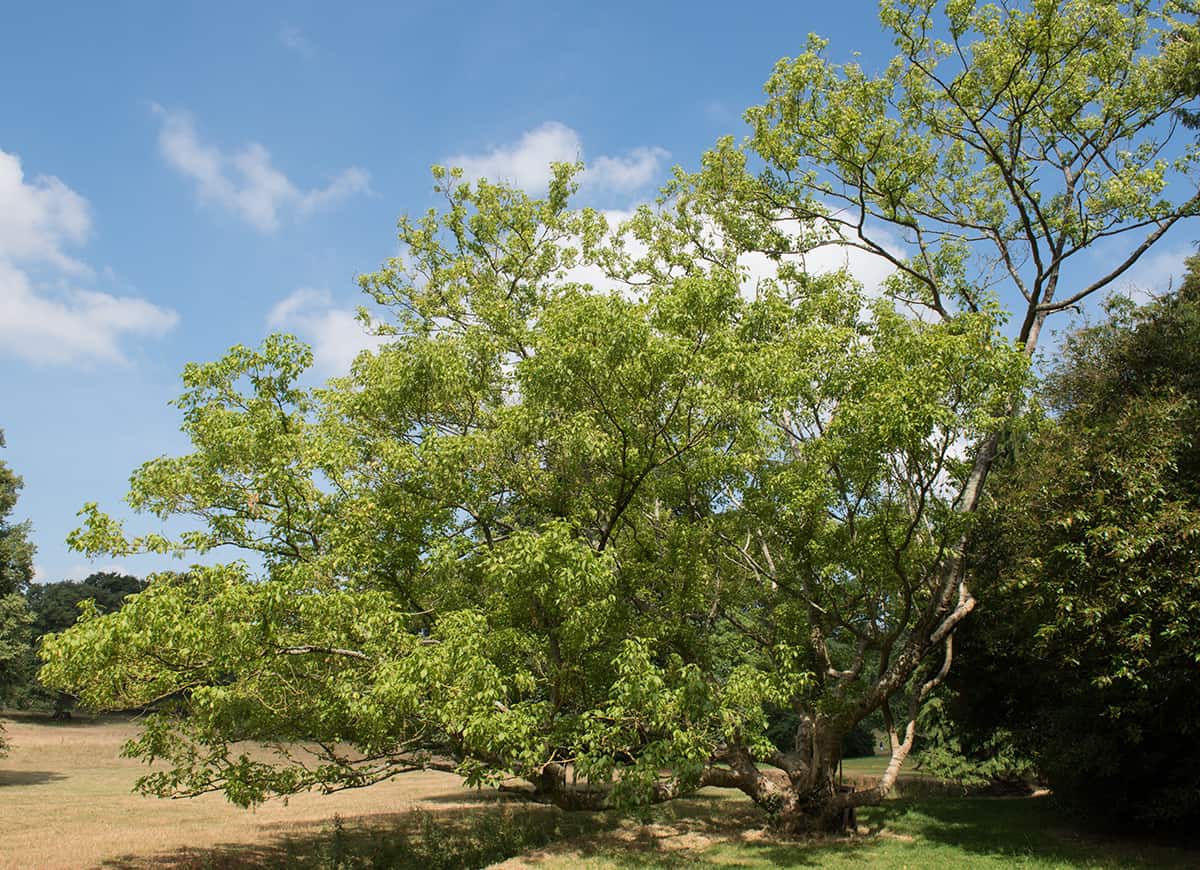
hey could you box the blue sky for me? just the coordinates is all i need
[1,2,1194,582]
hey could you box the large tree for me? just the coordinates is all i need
[41,176,1024,827]
[0,430,35,599]
[42,0,1199,832]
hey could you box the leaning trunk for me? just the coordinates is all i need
[703,720,860,834]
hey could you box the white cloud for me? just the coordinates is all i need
[0,150,91,275]
[267,288,388,375]
[155,107,371,232]
[0,149,178,367]
[444,122,668,197]
[279,25,313,57]
[589,148,669,193]
[739,230,902,300]
[0,261,178,365]
[32,562,133,583]
[446,122,579,194]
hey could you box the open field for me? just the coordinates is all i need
[0,714,500,869]
[2,715,1197,869]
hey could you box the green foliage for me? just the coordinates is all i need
[4,571,147,713]
[27,572,145,638]
[914,691,1036,787]
[38,165,1023,813]
[0,592,33,709]
[935,254,1200,828]
[0,429,35,601]
[697,0,1199,339]
[1163,3,1200,129]
[0,428,35,754]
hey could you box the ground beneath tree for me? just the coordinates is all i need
[1,715,1195,869]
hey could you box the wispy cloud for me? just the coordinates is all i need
[444,122,668,198]
[155,106,371,232]
[278,25,313,57]
[0,262,178,365]
[1110,245,1192,303]
[267,288,388,375]
[32,561,133,584]
[703,99,736,125]
[0,149,178,366]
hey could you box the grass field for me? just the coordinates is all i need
[1,714,1196,869]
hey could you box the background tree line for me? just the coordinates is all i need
[0,438,144,735]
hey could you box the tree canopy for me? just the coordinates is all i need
[40,0,1200,833]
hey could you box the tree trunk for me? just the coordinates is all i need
[703,725,861,834]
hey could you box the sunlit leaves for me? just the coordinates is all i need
[44,127,1024,811]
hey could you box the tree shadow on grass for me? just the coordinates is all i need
[94,794,862,870]
[0,769,67,786]
[419,787,533,806]
[557,796,881,869]
[91,791,1200,869]
[99,803,609,869]
[571,836,878,869]
[862,796,1200,869]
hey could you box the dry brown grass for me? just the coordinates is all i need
[0,713,501,869]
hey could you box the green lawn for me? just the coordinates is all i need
[516,794,1197,870]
